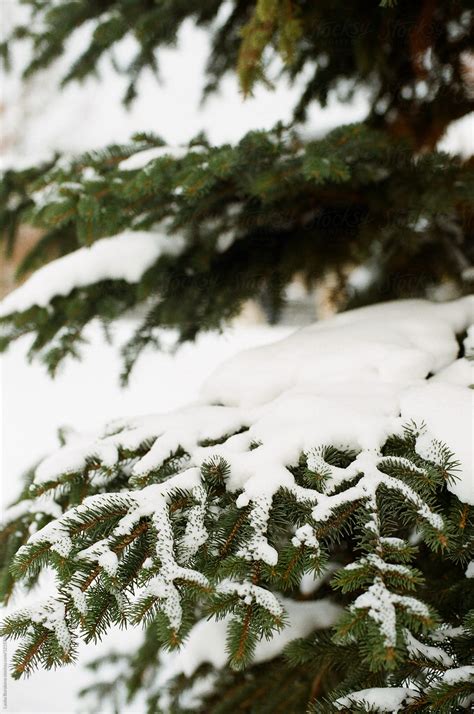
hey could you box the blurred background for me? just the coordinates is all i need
[1,1,473,711]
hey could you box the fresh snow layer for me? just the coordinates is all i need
[201,298,474,407]
[118,145,202,170]
[33,404,246,485]
[404,630,453,667]
[28,297,474,508]
[0,231,184,316]
[199,297,473,504]
[335,687,418,712]
[432,357,473,387]
[400,382,473,503]
[438,666,474,685]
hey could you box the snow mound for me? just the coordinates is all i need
[0,231,184,316]
[202,297,473,407]
[199,297,473,505]
[400,382,473,503]
[335,686,419,712]
[437,666,474,685]
[25,297,474,514]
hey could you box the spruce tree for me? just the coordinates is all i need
[1,2,473,712]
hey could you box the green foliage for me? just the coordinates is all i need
[1,124,473,381]
[3,1,473,143]
[1,424,472,710]
[1,3,473,378]
[1,2,474,711]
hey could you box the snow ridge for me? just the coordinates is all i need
[0,231,185,317]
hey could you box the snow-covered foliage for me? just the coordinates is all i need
[335,686,419,712]
[0,231,184,317]
[1,297,473,711]
[159,597,342,679]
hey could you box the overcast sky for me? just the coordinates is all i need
[2,2,471,163]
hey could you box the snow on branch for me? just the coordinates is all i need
[1,297,473,681]
[0,231,185,317]
[335,687,419,712]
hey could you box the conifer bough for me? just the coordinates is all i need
[1,123,473,382]
[1,1,474,712]
[1,1,473,377]
[1,298,474,712]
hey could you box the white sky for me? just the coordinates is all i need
[2,2,472,162]
[2,5,369,161]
